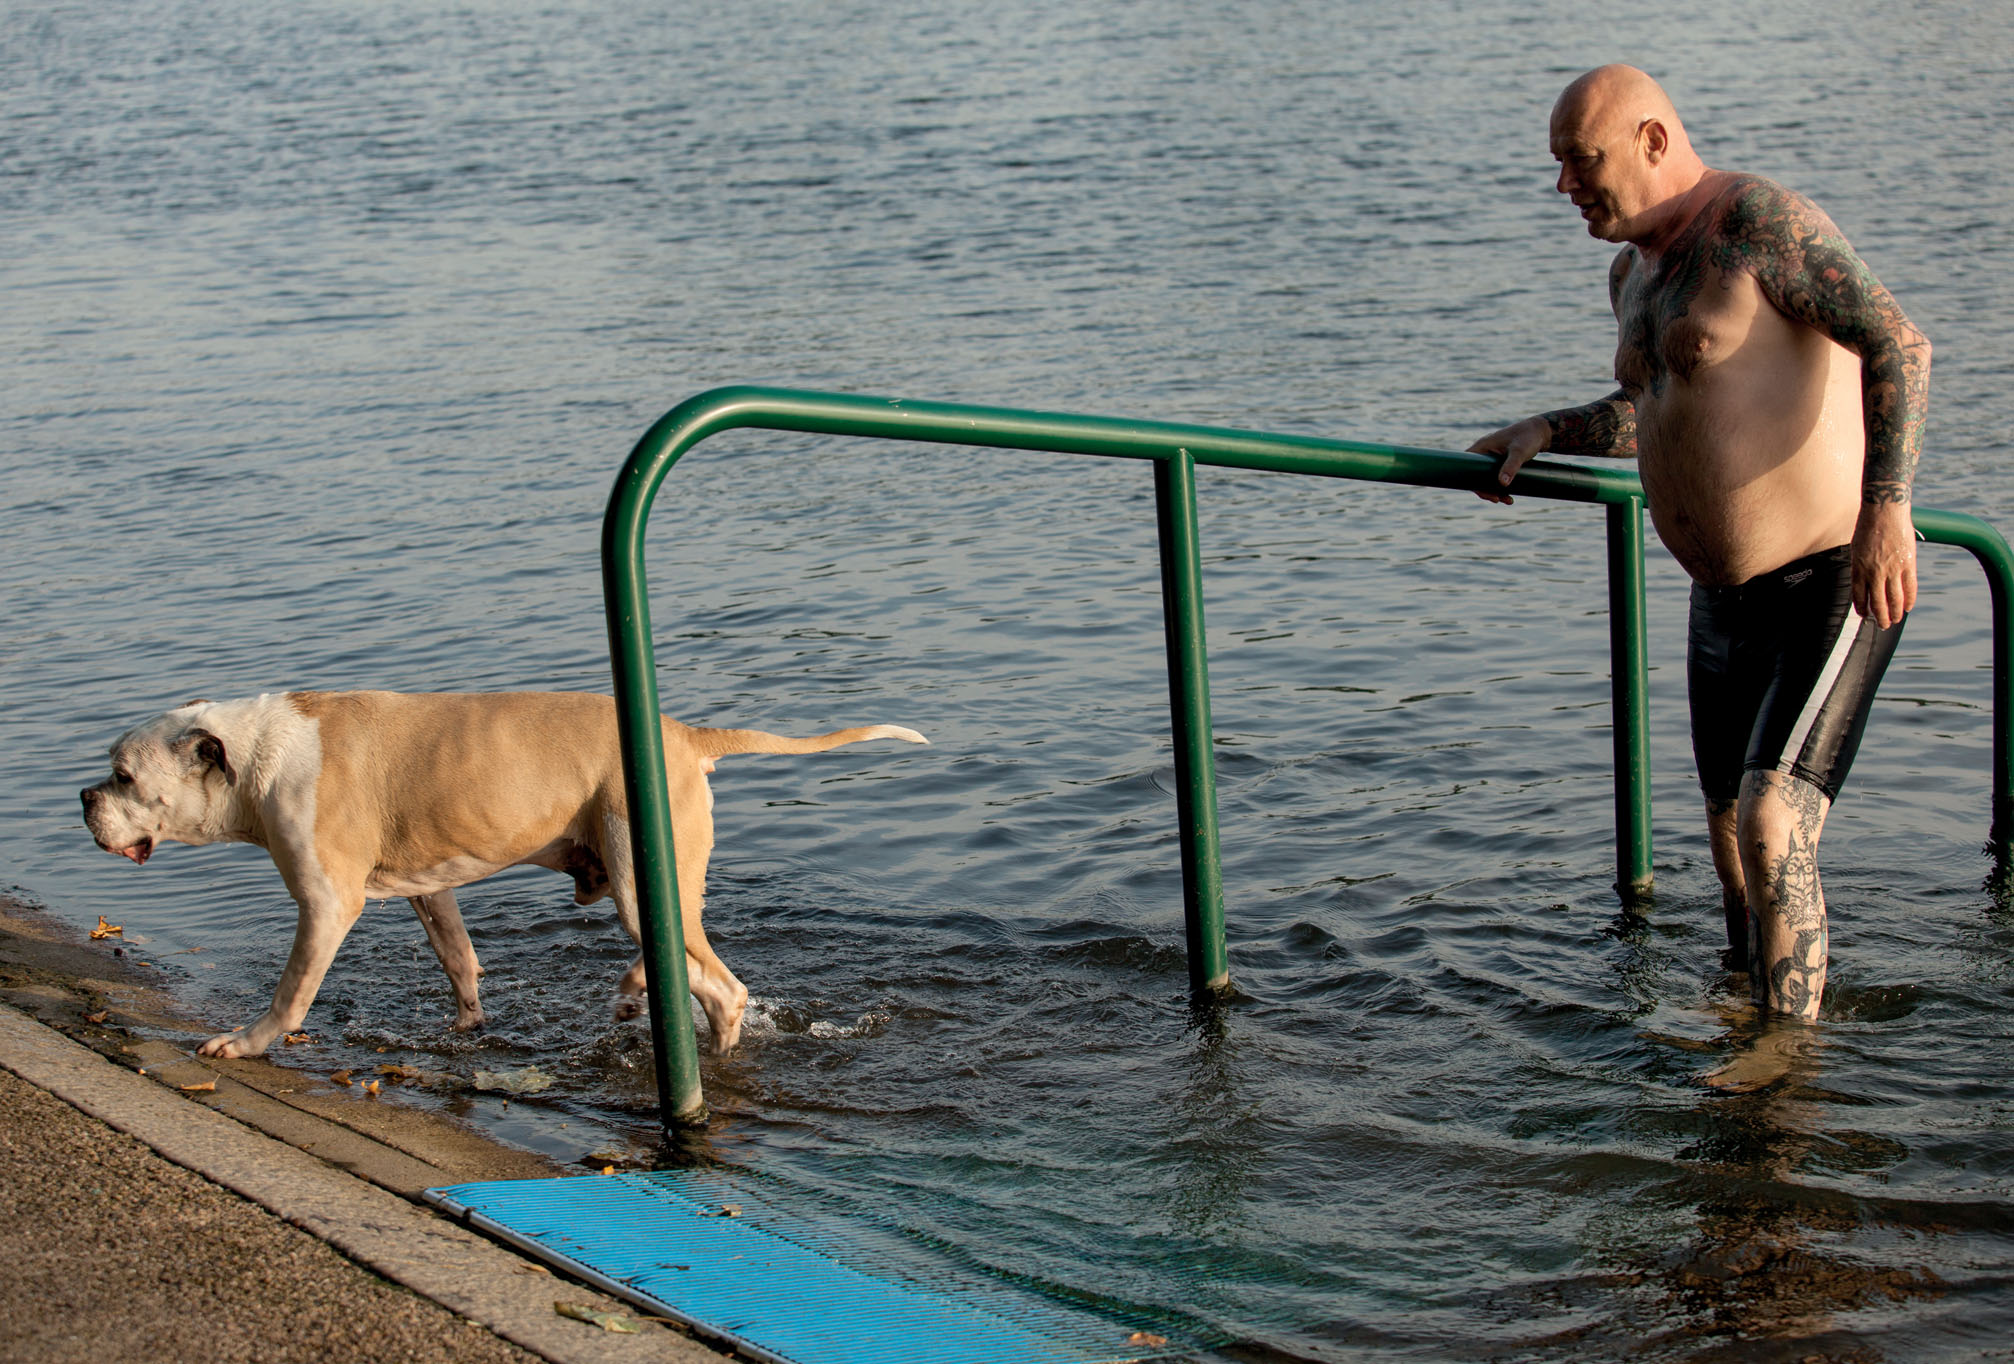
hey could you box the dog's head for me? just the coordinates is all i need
[80,700,238,865]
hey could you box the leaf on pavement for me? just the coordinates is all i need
[554,1302,640,1333]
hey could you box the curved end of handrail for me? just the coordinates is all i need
[1915,506,2014,579]
[603,386,786,527]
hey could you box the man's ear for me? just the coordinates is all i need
[186,730,237,786]
[1640,117,1669,164]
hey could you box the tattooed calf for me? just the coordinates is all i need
[1740,771,1832,1019]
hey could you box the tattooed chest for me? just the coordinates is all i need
[1613,248,1740,397]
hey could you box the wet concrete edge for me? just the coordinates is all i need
[0,894,730,1364]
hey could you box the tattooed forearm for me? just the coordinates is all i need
[1857,329,1931,503]
[1538,389,1638,458]
[1713,178,1931,506]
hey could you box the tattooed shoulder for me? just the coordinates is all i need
[1707,175,1874,314]
[1713,175,1841,259]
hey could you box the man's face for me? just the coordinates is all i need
[1549,106,1649,242]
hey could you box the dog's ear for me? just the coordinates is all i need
[189,729,236,786]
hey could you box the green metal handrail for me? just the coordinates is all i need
[602,385,2014,1128]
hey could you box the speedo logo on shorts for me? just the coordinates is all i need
[1783,568,1814,586]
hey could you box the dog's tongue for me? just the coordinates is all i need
[120,841,152,866]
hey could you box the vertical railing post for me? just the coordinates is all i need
[1605,497,1655,900]
[1154,449,1231,994]
[1911,508,2014,842]
[1975,535,2014,841]
[1991,554,2013,843]
[604,442,709,1130]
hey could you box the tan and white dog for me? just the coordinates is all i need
[79,691,926,1059]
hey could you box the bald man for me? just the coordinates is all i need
[1471,65,1930,1020]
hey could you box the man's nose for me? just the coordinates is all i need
[1554,164,1575,195]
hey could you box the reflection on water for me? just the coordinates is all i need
[1685,1017,1928,1352]
[1164,1005,1264,1244]
[1983,837,2014,921]
[1560,1011,1945,1362]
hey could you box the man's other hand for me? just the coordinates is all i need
[1851,500,1917,628]
[1468,416,1551,504]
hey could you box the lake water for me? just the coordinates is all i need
[6,1,2014,1358]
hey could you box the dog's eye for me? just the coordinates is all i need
[113,770,133,784]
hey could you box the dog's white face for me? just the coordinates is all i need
[80,705,235,865]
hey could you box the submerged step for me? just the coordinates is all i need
[425,1168,1193,1364]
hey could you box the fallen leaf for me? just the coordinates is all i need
[600,1166,616,1176]
[331,1070,353,1086]
[89,916,123,940]
[284,1032,312,1045]
[84,1011,109,1024]
[179,1080,216,1093]
[554,1302,639,1334]
[364,1078,381,1096]
[1127,1332,1169,1348]
[377,1064,423,1081]
[719,1204,742,1218]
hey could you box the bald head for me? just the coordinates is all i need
[1554,66,1695,159]
[1549,65,1708,245]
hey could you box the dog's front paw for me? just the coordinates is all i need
[197,1013,283,1058]
[449,1005,486,1032]
[196,1029,263,1059]
[611,993,646,1023]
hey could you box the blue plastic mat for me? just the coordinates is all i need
[424,1169,1193,1364]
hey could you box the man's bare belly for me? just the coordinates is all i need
[1628,316,1865,586]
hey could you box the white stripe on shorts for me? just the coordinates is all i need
[1776,613,1866,775]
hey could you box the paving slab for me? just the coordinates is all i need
[0,897,730,1364]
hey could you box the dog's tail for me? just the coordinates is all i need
[691,723,929,759]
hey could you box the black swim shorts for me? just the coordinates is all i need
[1687,544,1905,805]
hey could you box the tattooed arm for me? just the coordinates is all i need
[1539,390,1639,457]
[1716,178,1932,625]
[1471,248,1640,503]
[1468,388,1639,503]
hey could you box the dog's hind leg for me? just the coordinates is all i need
[678,835,749,1054]
[603,816,654,1026]
[605,812,749,1054]
[409,889,485,1031]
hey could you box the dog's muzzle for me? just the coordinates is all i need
[81,787,153,864]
